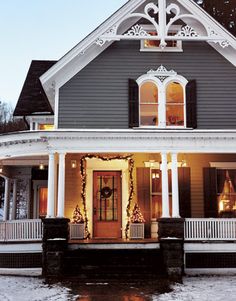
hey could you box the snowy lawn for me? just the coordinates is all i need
[0,276,75,301]
[1,275,236,300]
[155,275,236,301]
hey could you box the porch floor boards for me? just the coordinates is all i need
[68,238,158,244]
[68,238,160,250]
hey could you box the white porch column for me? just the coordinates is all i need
[171,153,180,218]
[161,153,170,218]
[57,152,66,218]
[3,178,10,221]
[11,179,17,220]
[47,153,56,218]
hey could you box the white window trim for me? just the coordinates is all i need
[137,73,188,129]
[27,116,55,131]
[140,25,183,53]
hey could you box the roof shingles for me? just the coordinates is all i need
[13,60,57,116]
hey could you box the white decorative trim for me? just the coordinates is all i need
[2,131,236,160]
[124,24,150,37]
[176,25,199,37]
[97,1,231,49]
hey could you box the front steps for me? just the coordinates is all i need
[63,248,164,280]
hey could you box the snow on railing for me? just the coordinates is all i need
[185,218,236,241]
[0,219,42,242]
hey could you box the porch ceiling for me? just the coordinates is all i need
[0,130,236,159]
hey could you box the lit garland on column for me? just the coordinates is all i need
[80,154,134,239]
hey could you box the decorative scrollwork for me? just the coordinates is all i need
[176,25,199,37]
[124,24,150,37]
[95,38,106,47]
[147,65,177,81]
[213,40,230,48]
[144,3,159,16]
[166,3,180,19]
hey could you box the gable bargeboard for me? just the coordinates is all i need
[58,40,236,130]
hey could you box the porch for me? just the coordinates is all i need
[1,218,236,243]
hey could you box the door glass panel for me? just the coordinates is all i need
[39,187,48,217]
[96,175,118,221]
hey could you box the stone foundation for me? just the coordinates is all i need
[158,218,185,282]
[42,218,70,279]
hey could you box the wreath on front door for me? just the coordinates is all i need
[101,186,113,198]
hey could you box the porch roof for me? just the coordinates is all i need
[0,129,236,159]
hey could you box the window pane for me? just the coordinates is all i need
[144,32,177,48]
[166,82,184,104]
[166,105,184,126]
[140,104,158,126]
[38,124,54,130]
[39,187,48,217]
[217,169,236,217]
[96,175,118,221]
[140,82,158,104]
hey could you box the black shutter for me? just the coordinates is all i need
[128,79,139,128]
[203,167,218,218]
[186,80,197,129]
[179,167,191,218]
[137,167,151,238]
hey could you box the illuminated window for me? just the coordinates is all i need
[38,124,54,131]
[151,169,172,218]
[140,82,158,126]
[39,187,48,217]
[140,26,182,52]
[217,170,236,217]
[166,82,185,127]
[138,78,187,128]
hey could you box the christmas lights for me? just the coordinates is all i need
[80,154,134,239]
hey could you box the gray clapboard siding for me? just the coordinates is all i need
[59,40,236,129]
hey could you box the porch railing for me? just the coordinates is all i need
[185,218,236,241]
[0,219,42,242]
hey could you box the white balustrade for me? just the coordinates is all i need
[0,219,42,242]
[185,218,236,241]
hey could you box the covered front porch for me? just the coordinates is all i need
[1,130,236,243]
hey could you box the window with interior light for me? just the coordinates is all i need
[38,124,54,131]
[217,169,236,217]
[140,25,182,52]
[139,78,187,128]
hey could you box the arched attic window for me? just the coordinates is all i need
[128,67,197,129]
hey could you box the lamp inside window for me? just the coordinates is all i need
[217,170,236,217]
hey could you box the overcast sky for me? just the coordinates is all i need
[0,0,127,108]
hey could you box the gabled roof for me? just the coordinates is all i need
[14,60,57,116]
[40,0,236,112]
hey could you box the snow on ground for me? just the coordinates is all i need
[0,276,75,301]
[154,276,236,301]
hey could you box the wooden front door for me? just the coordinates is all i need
[93,171,122,238]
